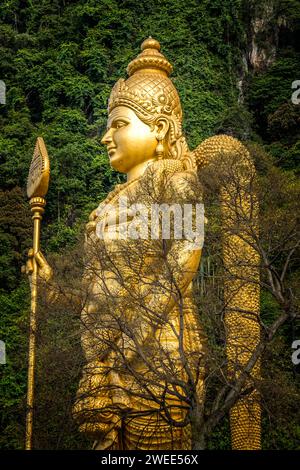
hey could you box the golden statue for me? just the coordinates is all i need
[26,38,261,450]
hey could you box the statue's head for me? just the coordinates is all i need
[101,38,189,175]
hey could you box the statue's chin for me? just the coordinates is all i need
[110,160,126,174]
[108,151,124,172]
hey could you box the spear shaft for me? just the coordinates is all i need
[25,198,46,450]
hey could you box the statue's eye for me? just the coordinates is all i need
[115,120,126,129]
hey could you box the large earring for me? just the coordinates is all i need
[155,137,164,160]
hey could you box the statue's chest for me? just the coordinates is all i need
[85,182,164,271]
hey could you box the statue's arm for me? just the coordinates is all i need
[138,241,201,327]
[116,238,202,366]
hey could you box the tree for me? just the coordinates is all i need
[32,147,299,450]
[196,145,299,448]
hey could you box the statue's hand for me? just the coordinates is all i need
[21,248,53,283]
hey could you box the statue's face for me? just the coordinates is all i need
[101,106,157,173]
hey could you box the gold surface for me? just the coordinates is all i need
[193,135,261,449]
[25,139,50,449]
[27,137,50,199]
[72,38,261,450]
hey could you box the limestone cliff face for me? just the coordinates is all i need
[238,0,289,101]
[246,0,294,71]
[248,2,278,71]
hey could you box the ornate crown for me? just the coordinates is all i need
[108,38,182,121]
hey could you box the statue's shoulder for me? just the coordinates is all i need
[143,158,197,184]
[142,159,200,203]
[191,134,252,170]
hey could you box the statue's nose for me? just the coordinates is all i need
[101,129,113,145]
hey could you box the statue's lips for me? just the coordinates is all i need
[108,147,116,157]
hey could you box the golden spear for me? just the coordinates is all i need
[25,137,50,450]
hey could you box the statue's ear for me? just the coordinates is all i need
[154,117,170,141]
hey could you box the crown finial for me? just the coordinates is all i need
[127,37,172,77]
[141,37,161,52]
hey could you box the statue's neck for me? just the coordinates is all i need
[126,158,156,182]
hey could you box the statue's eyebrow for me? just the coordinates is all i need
[107,116,130,130]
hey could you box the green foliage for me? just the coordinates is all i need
[0,282,30,449]
[246,50,300,169]
[261,290,282,327]
[261,335,300,450]
[214,103,255,141]
[0,188,32,290]
[207,417,231,450]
